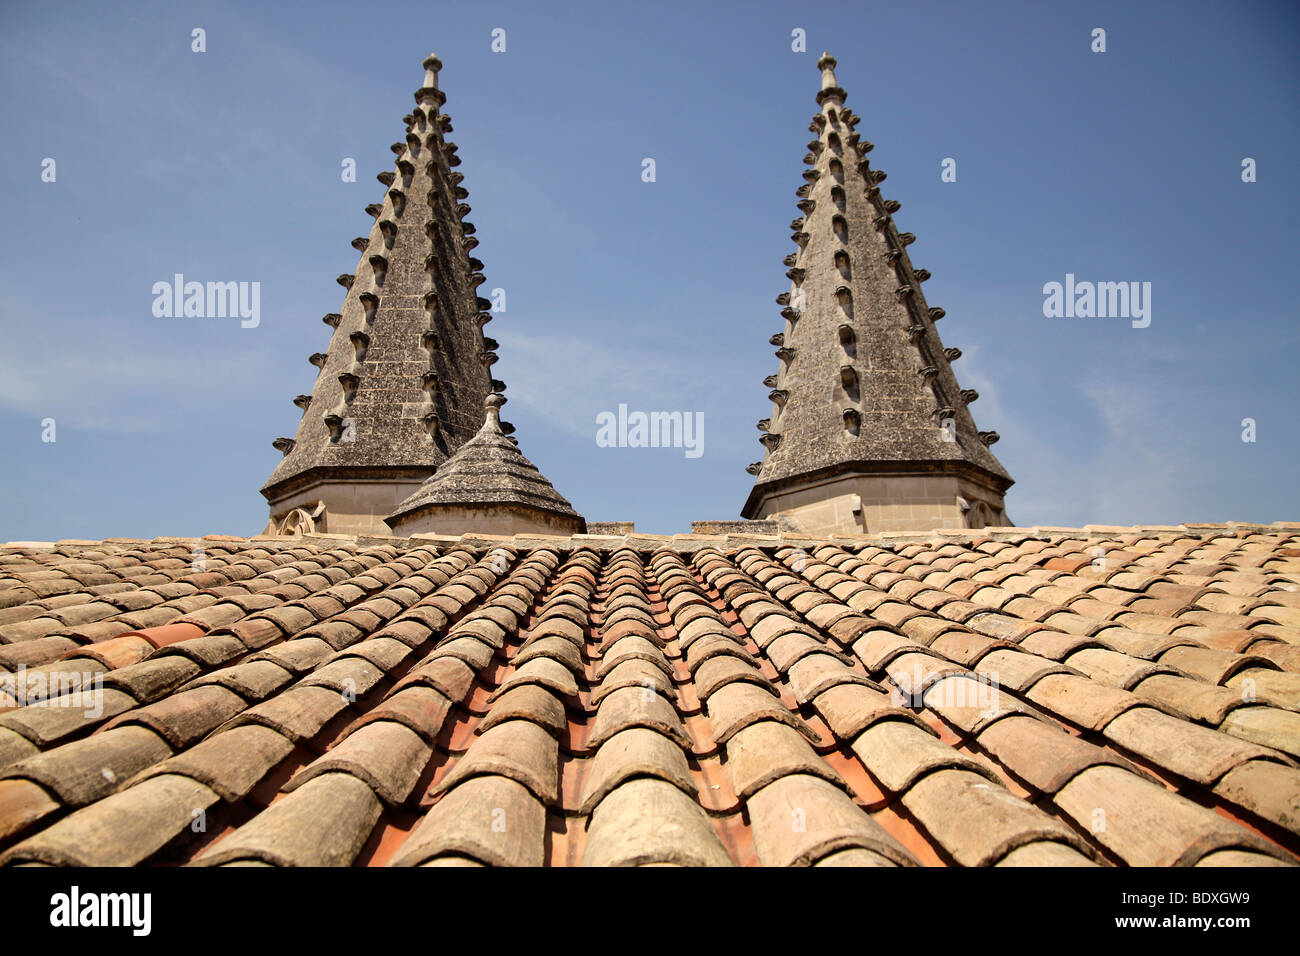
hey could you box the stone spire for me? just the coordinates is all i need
[741,54,1013,534]
[261,54,500,535]
[386,394,585,536]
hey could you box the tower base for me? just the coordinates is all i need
[262,473,431,537]
[745,467,1011,535]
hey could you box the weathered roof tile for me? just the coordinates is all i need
[579,728,695,814]
[430,719,558,805]
[0,774,220,866]
[977,714,1140,794]
[1056,765,1285,865]
[748,773,917,867]
[288,719,430,805]
[194,772,382,867]
[582,778,733,866]
[1,725,172,806]
[130,723,293,801]
[392,775,545,867]
[901,768,1092,866]
[725,719,843,798]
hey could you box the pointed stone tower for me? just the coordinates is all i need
[386,394,584,536]
[262,55,503,535]
[742,54,1013,535]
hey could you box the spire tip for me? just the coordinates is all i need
[816,52,842,102]
[421,54,442,92]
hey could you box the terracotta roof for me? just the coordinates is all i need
[1,524,1298,866]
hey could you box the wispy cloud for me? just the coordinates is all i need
[500,328,750,445]
[0,351,192,433]
[0,293,276,434]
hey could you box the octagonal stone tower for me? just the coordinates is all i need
[262,55,519,535]
[742,54,1013,534]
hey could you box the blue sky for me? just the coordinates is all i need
[0,0,1296,539]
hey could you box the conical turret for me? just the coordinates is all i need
[741,55,1013,534]
[386,394,585,536]
[261,54,500,535]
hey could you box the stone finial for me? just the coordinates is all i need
[422,54,442,90]
[483,393,507,431]
[415,55,446,108]
[817,52,846,106]
[818,52,838,85]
